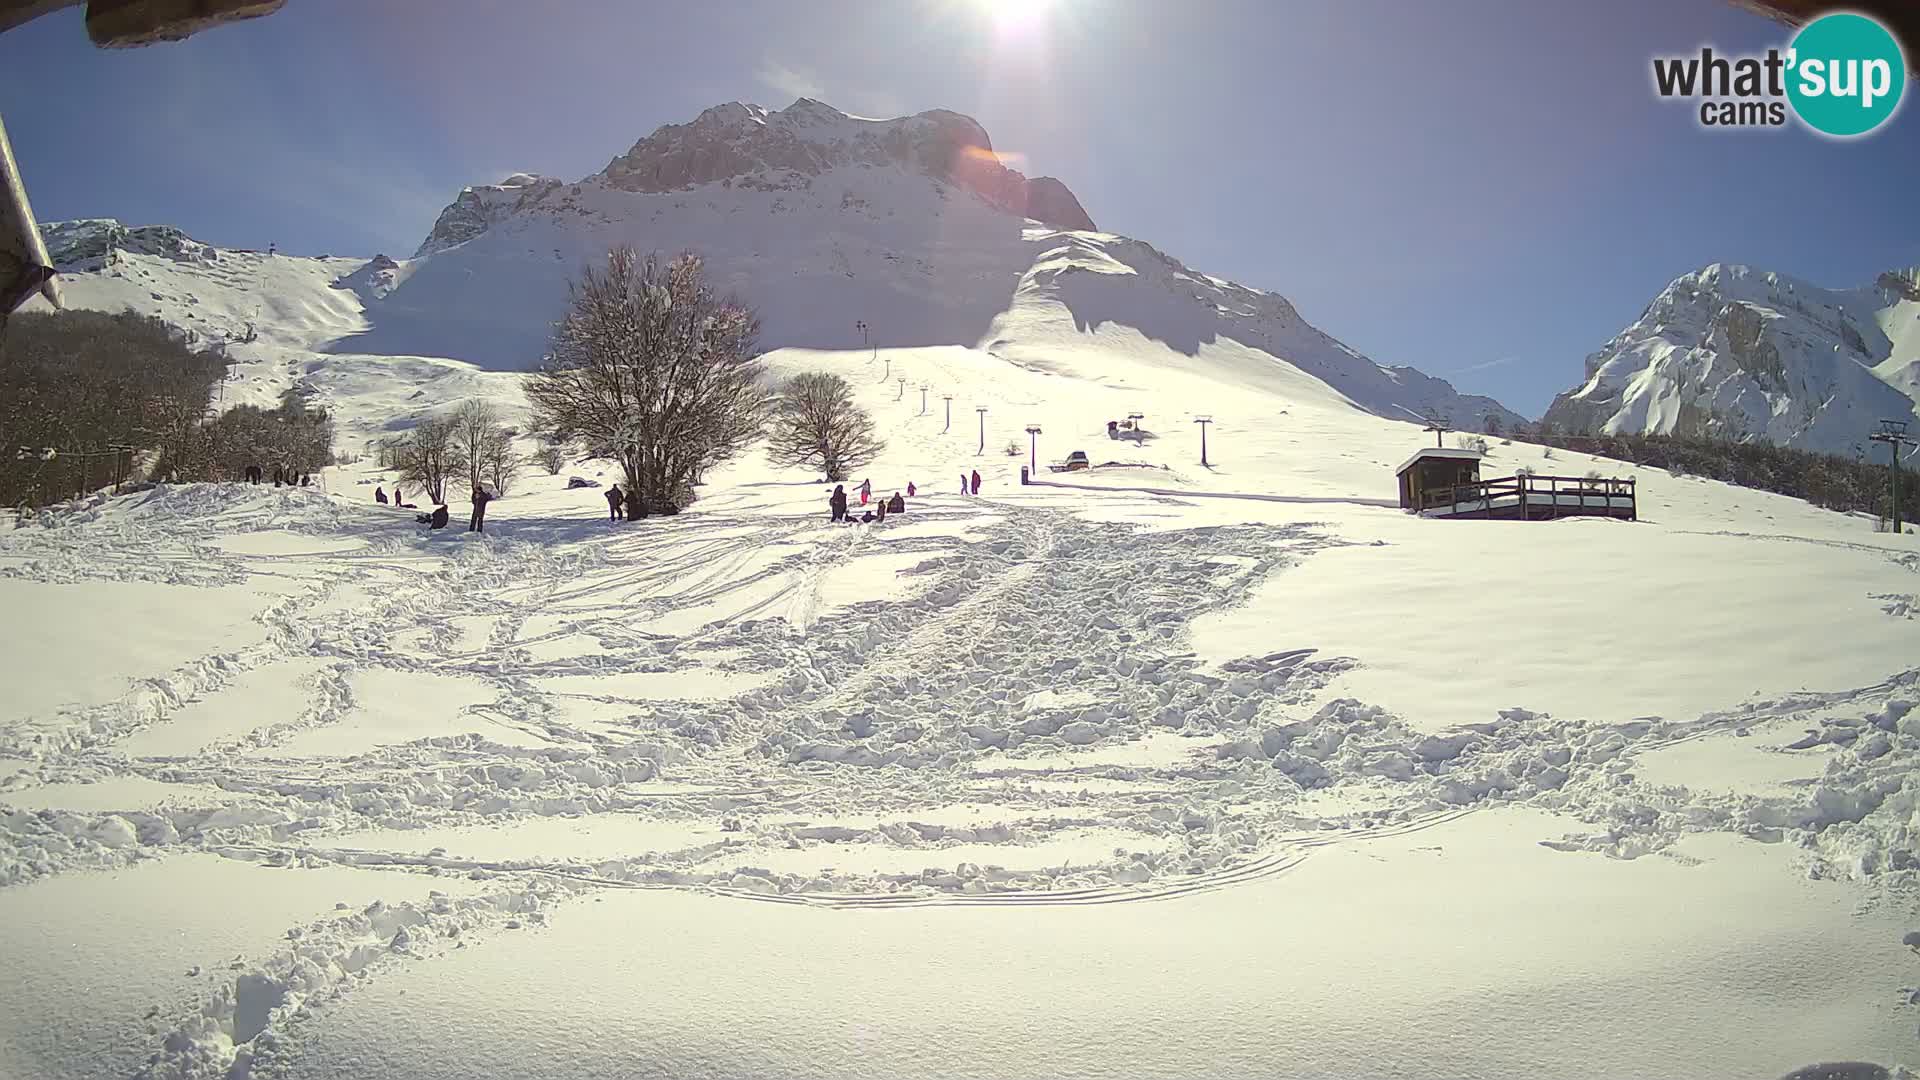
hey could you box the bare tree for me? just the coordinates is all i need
[394,415,454,504]
[482,427,519,496]
[766,371,883,481]
[448,400,509,496]
[532,438,568,475]
[525,248,767,517]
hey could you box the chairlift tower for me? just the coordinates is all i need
[1025,425,1042,474]
[1870,418,1918,534]
[1194,416,1213,467]
[942,395,953,433]
[976,406,989,455]
[919,384,930,415]
[1423,415,1453,448]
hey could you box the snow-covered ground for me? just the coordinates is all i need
[5,100,1918,1079]
[3,329,1918,1078]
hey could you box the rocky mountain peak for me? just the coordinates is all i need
[591,99,1094,231]
[1544,262,1919,452]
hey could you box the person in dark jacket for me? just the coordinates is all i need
[605,485,625,522]
[960,472,968,495]
[829,484,848,522]
[906,481,916,498]
[469,486,492,533]
[417,505,450,529]
[970,469,981,495]
[375,486,388,504]
[245,464,262,484]
[886,491,905,515]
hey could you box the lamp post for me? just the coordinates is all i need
[1194,416,1212,467]
[976,406,988,455]
[1870,418,1917,534]
[1025,425,1042,473]
[942,395,953,433]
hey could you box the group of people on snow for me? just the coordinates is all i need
[371,482,484,532]
[829,470,980,525]
[244,463,313,487]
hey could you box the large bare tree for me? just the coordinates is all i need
[525,248,766,517]
[766,371,883,482]
[392,415,454,504]
[448,399,518,496]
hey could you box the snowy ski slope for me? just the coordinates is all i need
[3,329,1918,1078]
[4,100,1919,1080]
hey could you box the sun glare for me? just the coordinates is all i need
[980,0,1050,34]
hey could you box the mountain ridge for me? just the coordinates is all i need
[1543,262,1920,456]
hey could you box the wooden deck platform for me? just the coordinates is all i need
[1420,475,1636,521]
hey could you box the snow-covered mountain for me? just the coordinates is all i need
[1543,263,1920,455]
[32,98,1524,436]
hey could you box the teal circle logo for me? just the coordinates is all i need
[1786,12,1906,137]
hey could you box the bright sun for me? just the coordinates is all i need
[979,0,1051,33]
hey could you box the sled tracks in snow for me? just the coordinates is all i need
[692,806,1479,910]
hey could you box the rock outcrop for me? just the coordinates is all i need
[38,219,219,268]
[595,100,1095,231]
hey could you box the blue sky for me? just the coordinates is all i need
[2,0,1914,415]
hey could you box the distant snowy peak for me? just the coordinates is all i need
[1543,263,1920,454]
[39,218,221,269]
[412,173,566,258]
[411,99,1094,259]
[595,99,1095,231]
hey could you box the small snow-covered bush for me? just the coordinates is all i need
[1456,435,1490,454]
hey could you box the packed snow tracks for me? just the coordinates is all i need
[5,483,1920,1076]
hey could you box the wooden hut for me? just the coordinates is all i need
[1397,446,1639,522]
[1396,447,1483,511]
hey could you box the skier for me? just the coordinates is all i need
[970,469,981,495]
[859,479,871,506]
[886,491,905,515]
[829,484,848,523]
[375,486,388,504]
[906,481,916,498]
[605,485,625,522]
[469,485,492,533]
